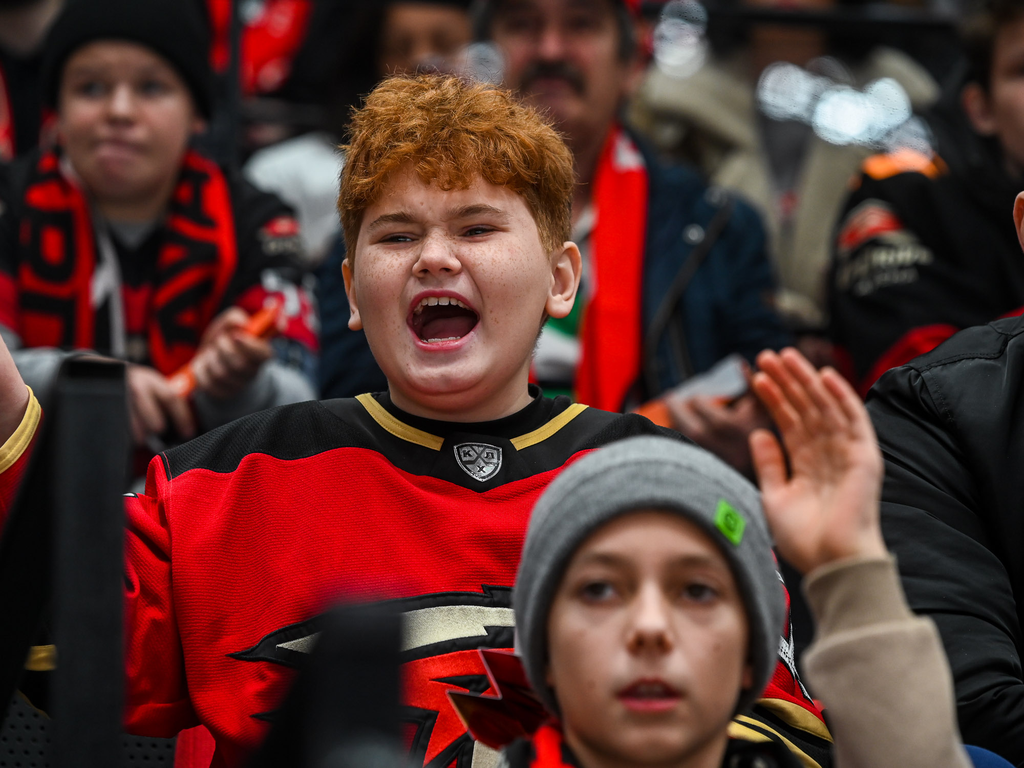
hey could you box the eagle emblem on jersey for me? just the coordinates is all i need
[454,443,502,482]
[230,587,515,768]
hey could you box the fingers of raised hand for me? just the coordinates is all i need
[749,428,787,495]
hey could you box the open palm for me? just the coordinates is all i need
[750,349,886,575]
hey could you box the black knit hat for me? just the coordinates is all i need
[42,0,214,118]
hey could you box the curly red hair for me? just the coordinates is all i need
[338,74,575,257]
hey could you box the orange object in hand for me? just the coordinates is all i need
[167,299,283,398]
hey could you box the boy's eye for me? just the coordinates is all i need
[681,582,718,603]
[579,580,617,602]
[379,233,415,244]
[74,80,106,98]
[463,225,494,237]
[138,79,171,97]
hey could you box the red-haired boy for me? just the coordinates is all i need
[0,75,825,767]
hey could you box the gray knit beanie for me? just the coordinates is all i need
[514,436,784,718]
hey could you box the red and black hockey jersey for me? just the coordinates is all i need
[2,389,829,767]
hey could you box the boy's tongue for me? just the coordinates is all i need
[420,306,477,342]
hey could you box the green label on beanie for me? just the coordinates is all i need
[715,500,745,545]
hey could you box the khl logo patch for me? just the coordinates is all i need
[454,443,502,482]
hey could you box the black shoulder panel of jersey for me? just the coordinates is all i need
[161,399,370,479]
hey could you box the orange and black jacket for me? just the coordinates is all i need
[827,97,1024,396]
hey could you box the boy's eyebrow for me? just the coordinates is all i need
[365,211,420,233]
[366,205,510,233]
[445,204,510,222]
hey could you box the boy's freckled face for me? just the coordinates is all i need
[547,511,751,768]
[344,167,578,421]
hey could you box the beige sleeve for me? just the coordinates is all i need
[802,556,972,768]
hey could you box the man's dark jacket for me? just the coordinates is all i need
[317,133,790,402]
[869,314,1024,764]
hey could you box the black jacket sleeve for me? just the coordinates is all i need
[868,323,1024,763]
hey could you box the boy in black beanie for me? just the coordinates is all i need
[0,0,317,448]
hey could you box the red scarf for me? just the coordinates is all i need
[574,125,648,412]
[529,724,575,768]
[15,149,238,374]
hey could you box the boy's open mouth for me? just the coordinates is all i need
[410,296,480,343]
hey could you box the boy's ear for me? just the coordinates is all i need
[741,661,753,692]
[1015,193,1024,254]
[342,257,363,331]
[546,241,582,320]
[963,82,997,137]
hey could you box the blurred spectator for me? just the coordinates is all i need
[0,0,63,160]
[869,310,1024,763]
[319,0,792,477]
[490,0,790,474]
[829,0,1024,395]
[0,0,317,451]
[630,0,939,334]
[245,0,474,266]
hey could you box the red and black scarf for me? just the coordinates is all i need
[12,149,238,375]
[574,125,649,413]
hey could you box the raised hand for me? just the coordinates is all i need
[749,348,886,575]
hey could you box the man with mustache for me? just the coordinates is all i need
[479,0,791,475]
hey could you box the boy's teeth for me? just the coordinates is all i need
[426,337,461,343]
[414,296,470,313]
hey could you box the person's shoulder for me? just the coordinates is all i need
[561,405,687,452]
[868,314,1024,420]
[159,398,364,480]
[888,314,1024,378]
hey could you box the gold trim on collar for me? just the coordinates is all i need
[0,387,40,475]
[356,394,444,451]
[730,716,823,768]
[510,403,588,450]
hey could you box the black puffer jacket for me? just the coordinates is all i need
[869,314,1024,764]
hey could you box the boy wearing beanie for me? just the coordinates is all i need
[496,349,972,768]
[0,0,317,447]
[0,75,820,767]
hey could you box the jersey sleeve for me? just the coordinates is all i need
[122,454,199,737]
[0,385,41,525]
